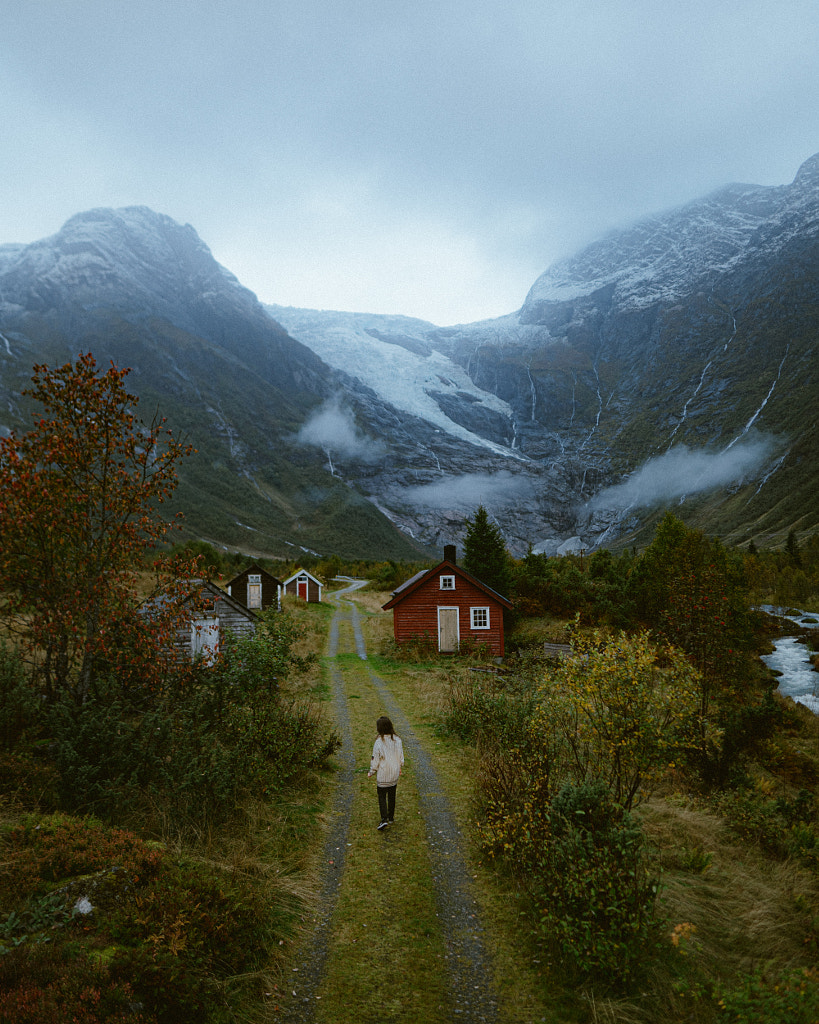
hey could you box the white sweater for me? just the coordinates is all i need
[368,734,404,786]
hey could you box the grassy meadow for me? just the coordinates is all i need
[2,543,819,1022]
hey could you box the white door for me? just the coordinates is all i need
[191,617,219,663]
[438,607,459,652]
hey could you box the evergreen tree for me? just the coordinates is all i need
[462,504,512,597]
[786,529,802,567]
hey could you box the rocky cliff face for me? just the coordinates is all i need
[274,153,819,554]
[2,154,818,561]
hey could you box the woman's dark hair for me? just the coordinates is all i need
[376,716,395,738]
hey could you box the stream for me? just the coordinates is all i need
[759,605,819,714]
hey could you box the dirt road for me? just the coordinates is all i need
[277,582,499,1023]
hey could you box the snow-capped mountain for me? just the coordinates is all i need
[521,153,819,316]
[270,153,819,553]
[1,152,818,559]
[0,208,429,560]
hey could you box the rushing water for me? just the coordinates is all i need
[759,606,819,714]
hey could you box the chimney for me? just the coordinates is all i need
[443,544,456,564]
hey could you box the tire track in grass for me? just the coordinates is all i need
[280,583,499,1023]
[347,593,500,1023]
[277,583,363,1023]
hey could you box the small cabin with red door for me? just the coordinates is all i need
[382,545,512,657]
[225,563,282,612]
[282,568,324,603]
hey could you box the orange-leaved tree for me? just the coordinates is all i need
[0,352,196,701]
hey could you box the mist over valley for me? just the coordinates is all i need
[1,152,818,560]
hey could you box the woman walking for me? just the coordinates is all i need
[367,716,404,830]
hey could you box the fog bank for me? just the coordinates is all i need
[296,397,384,462]
[589,437,775,511]
[403,470,536,511]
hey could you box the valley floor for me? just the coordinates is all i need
[274,583,546,1024]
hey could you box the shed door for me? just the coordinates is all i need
[247,574,262,609]
[191,617,219,664]
[297,578,309,600]
[438,607,459,653]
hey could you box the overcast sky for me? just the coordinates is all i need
[2,1,818,324]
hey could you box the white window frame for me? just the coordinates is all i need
[439,574,456,591]
[470,606,490,630]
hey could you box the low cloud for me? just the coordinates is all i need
[403,471,536,511]
[589,437,775,511]
[296,397,384,462]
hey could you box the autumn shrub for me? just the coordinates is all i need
[532,630,703,809]
[476,741,556,868]
[0,943,155,1024]
[469,632,702,988]
[0,814,283,1024]
[532,782,662,985]
[0,354,196,703]
[477,776,662,985]
[714,965,819,1023]
[471,632,703,864]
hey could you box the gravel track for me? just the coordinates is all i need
[276,586,360,1023]
[276,584,499,1023]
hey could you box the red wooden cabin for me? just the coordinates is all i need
[282,568,324,603]
[382,545,512,657]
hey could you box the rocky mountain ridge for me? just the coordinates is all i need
[0,208,430,560]
[1,153,818,559]
[272,152,819,554]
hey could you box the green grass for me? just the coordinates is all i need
[313,659,449,1022]
[5,586,818,1022]
[365,654,564,1024]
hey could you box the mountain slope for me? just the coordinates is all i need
[0,208,430,561]
[2,153,818,562]
[273,154,819,553]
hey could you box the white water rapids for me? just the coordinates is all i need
[759,606,819,714]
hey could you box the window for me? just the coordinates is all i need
[470,607,490,630]
[440,575,455,590]
[247,574,262,609]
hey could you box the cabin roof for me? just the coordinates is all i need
[282,568,323,587]
[225,563,282,587]
[141,579,258,620]
[382,559,512,611]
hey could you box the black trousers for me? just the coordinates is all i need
[377,784,397,822]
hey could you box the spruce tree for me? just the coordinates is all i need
[786,529,802,567]
[462,504,512,597]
